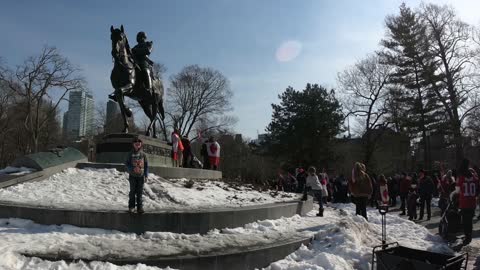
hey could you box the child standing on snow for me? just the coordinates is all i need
[125,137,149,214]
[304,166,324,217]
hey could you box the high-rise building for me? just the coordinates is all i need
[84,93,95,136]
[64,90,94,140]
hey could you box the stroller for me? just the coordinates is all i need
[438,194,462,241]
[372,206,467,269]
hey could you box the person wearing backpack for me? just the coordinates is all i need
[349,162,373,220]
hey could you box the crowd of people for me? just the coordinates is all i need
[277,159,480,246]
[170,129,221,170]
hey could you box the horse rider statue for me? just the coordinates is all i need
[132,31,154,90]
[109,25,165,137]
[108,30,154,101]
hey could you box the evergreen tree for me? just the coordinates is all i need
[381,3,444,169]
[265,84,344,167]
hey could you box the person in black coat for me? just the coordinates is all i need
[334,174,348,203]
[388,175,398,207]
[418,175,435,220]
[296,168,307,193]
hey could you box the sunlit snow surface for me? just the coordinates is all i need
[0,204,462,270]
[0,168,467,269]
[0,168,299,210]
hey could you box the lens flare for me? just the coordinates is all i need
[275,40,302,62]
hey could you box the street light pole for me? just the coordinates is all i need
[425,131,431,170]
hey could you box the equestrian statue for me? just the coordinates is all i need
[109,25,165,137]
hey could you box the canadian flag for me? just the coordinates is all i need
[379,185,389,206]
[206,142,220,157]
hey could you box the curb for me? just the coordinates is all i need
[0,198,313,234]
[23,236,313,270]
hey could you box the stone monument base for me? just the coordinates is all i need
[96,133,172,167]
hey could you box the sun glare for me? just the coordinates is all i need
[275,40,302,62]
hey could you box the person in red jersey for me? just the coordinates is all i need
[451,159,479,245]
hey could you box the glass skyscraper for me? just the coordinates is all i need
[63,90,94,140]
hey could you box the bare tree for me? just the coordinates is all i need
[152,62,167,80]
[191,115,238,142]
[420,3,480,167]
[337,54,393,168]
[0,46,86,153]
[0,82,13,133]
[93,101,107,135]
[166,65,234,138]
[0,81,14,165]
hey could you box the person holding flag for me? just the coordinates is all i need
[377,174,389,207]
[171,128,184,167]
[206,136,221,170]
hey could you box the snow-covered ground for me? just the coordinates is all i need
[0,204,468,270]
[0,168,473,269]
[0,166,35,176]
[0,168,299,210]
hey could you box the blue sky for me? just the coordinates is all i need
[1,0,478,139]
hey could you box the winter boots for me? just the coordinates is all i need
[316,208,324,217]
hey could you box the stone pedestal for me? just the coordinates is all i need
[96,133,172,167]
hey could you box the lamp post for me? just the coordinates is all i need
[411,150,415,172]
[425,130,431,170]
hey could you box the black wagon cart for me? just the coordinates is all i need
[371,206,468,270]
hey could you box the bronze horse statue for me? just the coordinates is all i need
[109,25,165,137]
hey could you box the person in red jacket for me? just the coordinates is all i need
[438,170,454,213]
[452,159,479,245]
[399,172,411,215]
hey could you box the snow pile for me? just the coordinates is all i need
[265,204,453,270]
[0,204,460,270]
[0,214,321,261]
[0,168,299,210]
[0,212,326,269]
[0,254,172,270]
[0,166,35,176]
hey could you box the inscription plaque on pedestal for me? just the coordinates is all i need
[96,134,172,167]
